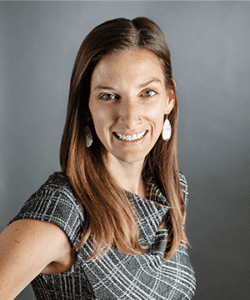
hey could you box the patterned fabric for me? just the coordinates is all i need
[8,171,196,300]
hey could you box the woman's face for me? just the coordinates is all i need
[88,48,175,165]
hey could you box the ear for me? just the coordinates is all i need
[85,109,92,122]
[164,78,176,115]
[172,78,177,91]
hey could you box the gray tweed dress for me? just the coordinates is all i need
[8,171,196,300]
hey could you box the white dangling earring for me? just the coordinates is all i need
[162,118,171,141]
[85,126,93,147]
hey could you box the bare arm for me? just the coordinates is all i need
[0,219,72,300]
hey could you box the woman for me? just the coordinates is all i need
[0,17,196,299]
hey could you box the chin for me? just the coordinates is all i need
[113,151,147,164]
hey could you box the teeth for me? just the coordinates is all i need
[116,131,146,141]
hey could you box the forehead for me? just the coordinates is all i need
[91,48,166,87]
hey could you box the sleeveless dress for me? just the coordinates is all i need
[8,171,196,300]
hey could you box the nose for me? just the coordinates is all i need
[118,99,142,129]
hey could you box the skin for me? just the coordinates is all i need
[89,48,175,197]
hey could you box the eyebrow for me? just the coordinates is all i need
[94,78,162,91]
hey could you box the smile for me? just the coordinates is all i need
[113,130,148,142]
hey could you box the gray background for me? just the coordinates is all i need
[0,1,250,300]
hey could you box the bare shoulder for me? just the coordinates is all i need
[0,218,72,299]
[5,219,73,264]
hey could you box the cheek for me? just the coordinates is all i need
[146,104,165,124]
[91,106,113,132]
[149,106,165,135]
[98,110,109,119]
[148,109,158,116]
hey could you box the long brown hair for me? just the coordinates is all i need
[60,17,190,261]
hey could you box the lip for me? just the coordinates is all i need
[113,130,148,143]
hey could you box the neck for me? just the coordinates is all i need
[104,156,147,198]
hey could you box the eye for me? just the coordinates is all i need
[143,89,157,98]
[99,93,117,101]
